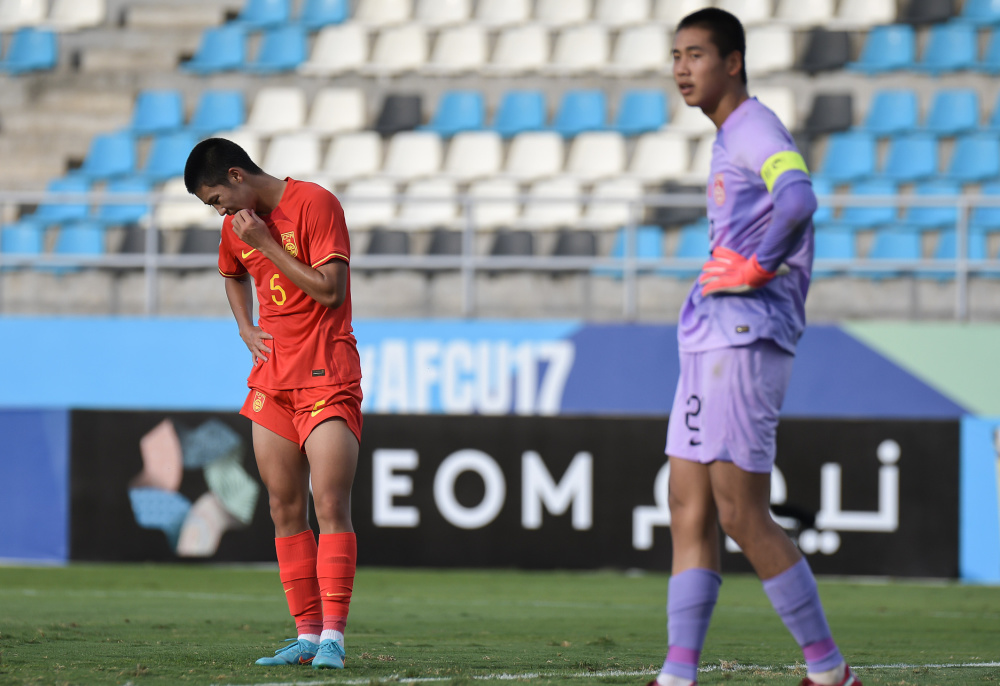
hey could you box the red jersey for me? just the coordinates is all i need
[218,178,361,390]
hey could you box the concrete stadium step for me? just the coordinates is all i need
[125,5,227,30]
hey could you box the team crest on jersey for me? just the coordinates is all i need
[252,390,266,412]
[713,174,726,206]
[281,231,298,257]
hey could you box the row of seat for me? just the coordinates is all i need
[0,27,55,73]
[849,21,1000,74]
[0,0,103,31]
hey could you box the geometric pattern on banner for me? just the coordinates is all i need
[204,456,260,525]
[128,487,191,549]
[176,492,242,557]
[132,419,183,491]
[177,417,243,468]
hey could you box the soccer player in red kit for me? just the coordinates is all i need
[185,138,361,670]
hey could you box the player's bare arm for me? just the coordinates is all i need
[230,208,348,310]
[224,274,273,363]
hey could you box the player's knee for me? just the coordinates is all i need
[311,490,351,523]
[268,492,306,526]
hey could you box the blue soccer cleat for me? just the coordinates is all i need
[312,638,346,670]
[255,638,318,666]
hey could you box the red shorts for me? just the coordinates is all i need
[240,382,363,451]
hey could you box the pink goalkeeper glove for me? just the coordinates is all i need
[698,246,787,296]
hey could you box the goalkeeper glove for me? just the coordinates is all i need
[698,246,788,296]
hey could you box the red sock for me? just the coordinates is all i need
[274,530,323,637]
[317,532,357,634]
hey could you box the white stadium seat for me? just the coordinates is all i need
[155,178,219,230]
[354,0,411,27]
[262,132,322,179]
[212,129,262,164]
[745,25,794,76]
[754,86,797,131]
[580,178,644,229]
[49,0,104,30]
[362,24,428,76]
[306,88,366,136]
[394,179,458,230]
[245,87,307,135]
[474,0,531,28]
[299,24,368,76]
[467,178,521,229]
[0,0,46,30]
[442,131,503,183]
[604,25,668,75]
[670,104,716,136]
[653,0,713,26]
[380,131,443,182]
[423,24,487,75]
[318,131,383,184]
[774,0,834,27]
[595,0,650,28]
[716,0,773,26]
[503,132,565,183]
[544,24,610,75]
[682,133,715,185]
[414,0,470,27]
[536,0,591,27]
[564,132,626,183]
[828,0,896,29]
[341,178,397,229]
[516,177,582,230]
[625,131,691,184]
[484,24,550,75]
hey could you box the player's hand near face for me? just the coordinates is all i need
[239,324,274,364]
[698,246,789,296]
[231,208,272,251]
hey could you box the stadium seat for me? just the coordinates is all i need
[603,25,668,76]
[297,0,349,30]
[421,90,484,138]
[139,131,199,182]
[613,90,667,137]
[552,228,597,258]
[426,227,463,256]
[233,0,289,28]
[365,227,410,255]
[905,180,961,230]
[601,225,664,277]
[865,227,922,279]
[662,219,710,278]
[211,129,261,165]
[467,178,520,229]
[653,0,713,25]
[129,90,184,137]
[423,24,487,74]
[927,229,992,280]
[182,25,246,74]
[374,94,423,137]
[812,224,856,278]
[305,88,365,136]
[263,132,322,179]
[564,132,627,182]
[73,131,135,180]
[52,221,105,268]
[595,0,650,27]
[179,227,221,254]
[946,133,1000,182]
[651,182,705,228]
[798,29,851,74]
[917,22,978,74]
[318,131,383,184]
[0,0,45,30]
[924,89,980,137]
[976,27,1000,73]
[760,89,800,130]
[551,90,607,138]
[545,24,610,75]
[0,27,55,73]
[0,220,44,268]
[95,178,151,226]
[441,131,502,183]
[811,177,834,224]
[957,0,1000,25]
[380,131,442,182]
[774,0,834,26]
[802,93,853,136]
[154,178,218,230]
[881,133,939,183]
[246,25,307,73]
[670,102,715,136]
[827,0,896,29]
[625,132,689,184]
[817,131,876,184]
[118,226,161,256]
[394,179,457,230]
[503,131,564,182]
[716,0,772,26]
[517,177,582,230]
[490,228,534,256]
[474,0,530,27]
[971,181,1000,230]
[354,0,411,28]
[362,24,427,76]
[341,178,397,229]
[536,0,590,27]
[840,179,899,228]
[298,23,368,76]
[491,90,546,139]
[846,24,916,73]
[903,0,956,24]
[484,24,550,75]
[48,0,104,31]
[414,0,470,27]
[25,176,91,226]
[860,90,918,137]
[682,134,715,185]
[245,87,307,135]
[189,90,245,137]
[745,26,794,76]
[580,178,644,230]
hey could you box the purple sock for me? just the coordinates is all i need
[660,568,722,682]
[762,558,843,673]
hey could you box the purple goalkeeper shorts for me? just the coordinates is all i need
[665,339,795,473]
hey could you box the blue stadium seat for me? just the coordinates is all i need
[924,89,980,137]
[612,90,667,137]
[812,223,856,279]
[661,219,710,278]
[925,228,993,279]
[491,90,546,139]
[0,27,57,74]
[971,181,1000,231]
[846,24,916,74]
[865,226,922,280]
[246,25,307,73]
[1,220,44,270]
[298,0,349,30]
[840,179,899,228]
[917,22,978,74]
[50,221,105,273]
[975,28,1000,72]
[811,177,834,224]
[595,225,664,278]
[188,90,246,136]
[945,132,1000,183]
[957,0,1000,25]
[129,90,184,137]
[24,176,91,226]
[551,90,606,138]
[421,90,485,138]
[139,131,199,182]
[182,25,247,74]
[95,178,152,226]
[906,180,961,229]
[234,0,291,28]
[881,133,939,183]
[73,132,136,180]
[860,90,919,137]
[817,131,876,183]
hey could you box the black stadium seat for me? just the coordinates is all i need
[903,0,956,24]
[366,227,410,255]
[799,29,851,74]
[374,94,423,137]
[803,93,854,136]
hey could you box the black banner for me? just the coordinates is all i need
[68,411,959,577]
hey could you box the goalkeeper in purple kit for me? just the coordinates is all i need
[651,9,860,686]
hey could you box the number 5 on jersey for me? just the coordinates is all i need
[270,273,286,306]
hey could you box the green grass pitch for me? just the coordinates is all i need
[0,564,998,685]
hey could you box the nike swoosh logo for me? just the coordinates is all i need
[284,587,294,594]
[241,249,256,258]
[311,400,326,417]
[325,592,347,597]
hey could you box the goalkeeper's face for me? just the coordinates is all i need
[672,26,733,112]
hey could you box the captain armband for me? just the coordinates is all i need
[759,151,809,193]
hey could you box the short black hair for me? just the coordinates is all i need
[184,137,264,194]
[677,8,747,85]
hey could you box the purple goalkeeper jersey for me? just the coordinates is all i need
[677,97,815,355]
